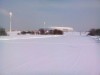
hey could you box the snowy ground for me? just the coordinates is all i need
[0,32,100,75]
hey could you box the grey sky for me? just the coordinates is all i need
[0,0,100,31]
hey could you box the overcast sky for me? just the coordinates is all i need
[0,0,100,31]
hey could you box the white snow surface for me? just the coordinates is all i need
[0,32,100,75]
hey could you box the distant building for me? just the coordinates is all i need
[50,26,73,32]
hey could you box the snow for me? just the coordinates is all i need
[0,32,100,75]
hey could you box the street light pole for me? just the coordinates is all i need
[44,21,45,28]
[9,12,12,33]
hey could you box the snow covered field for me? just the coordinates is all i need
[0,32,100,75]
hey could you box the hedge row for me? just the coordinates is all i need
[20,29,63,35]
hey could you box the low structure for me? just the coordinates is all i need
[50,26,73,32]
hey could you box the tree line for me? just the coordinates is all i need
[1,27,100,36]
[0,27,63,36]
[20,28,63,35]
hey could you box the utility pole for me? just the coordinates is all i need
[9,12,12,33]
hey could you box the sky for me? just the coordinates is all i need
[0,0,100,31]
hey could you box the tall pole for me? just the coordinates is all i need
[9,12,12,33]
[44,21,45,28]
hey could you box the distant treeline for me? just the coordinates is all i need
[0,27,7,36]
[88,29,100,36]
[19,28,63,35]
[0,27,63,36]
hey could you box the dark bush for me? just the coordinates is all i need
[88,29,96,36]
[88,29,100,36]
[0,28,7,36]
[27,31,34,34]
[20,31,35,35]
[48,30,54,34]
[21,31,27,35]
[52,29,63,35]
[39,29,45,35]
[95,29,100,36]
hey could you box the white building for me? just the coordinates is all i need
[50,26,74,32]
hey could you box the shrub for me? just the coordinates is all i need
[52,29,63,35]
[88,29,96,36]
[38,29,45,35]
[95,29,100,36]
[21,31,27,35]
[88,29,100,36]
[0,28,7,36]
